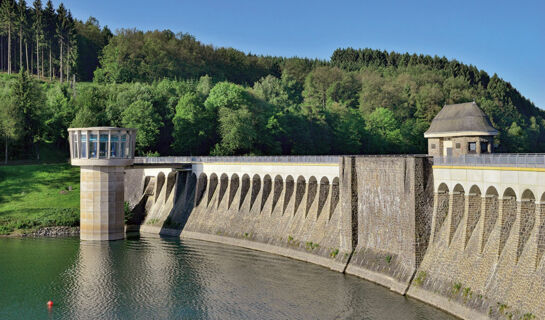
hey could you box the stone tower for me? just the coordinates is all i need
[424,102,498,157]
[68,127,137,240]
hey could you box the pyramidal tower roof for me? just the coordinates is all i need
[424,102,498,138]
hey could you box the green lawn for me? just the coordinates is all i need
[0,163,80,235]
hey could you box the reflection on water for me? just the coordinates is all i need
[0,236,455,320]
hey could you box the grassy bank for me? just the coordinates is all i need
[0,163,79,235]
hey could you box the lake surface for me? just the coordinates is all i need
[0,235,455,320]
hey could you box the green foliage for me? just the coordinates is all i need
[522,313,536,320]
[94,29,283,85]
[121,99,163,154]
[365,107,403,153]
[462,287,472,303]
[146,218,160,225]
[413,271,426,286]
[0,208,79,235]
[287,235,295,245]
[2,6,545,159]
[71,84,108,127]
[124,201,132,224]
[303,66,344,109]
[385,255,392,264]
[497,302,509,315]
[0,163,80,234]
[172,92,215,155]
[206,82,277,155]
[305,241,319,251]
[452,282,462,295]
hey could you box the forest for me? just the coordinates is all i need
[1,0,544,162]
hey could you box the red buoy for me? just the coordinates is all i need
[47,300,53,308]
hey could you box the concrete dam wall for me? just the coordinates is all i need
[124,156,544,319]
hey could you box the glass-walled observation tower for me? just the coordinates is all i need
[68,127,137,240]
[68,127,136,165]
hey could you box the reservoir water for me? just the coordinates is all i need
[0,235,455,320]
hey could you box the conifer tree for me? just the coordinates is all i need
[1,0,16,74]
[17,0,26,71]
[55,3,67,82]
[43,0,54,79]
[32,0,42,78]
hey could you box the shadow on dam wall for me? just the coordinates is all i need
[123,156,545,320]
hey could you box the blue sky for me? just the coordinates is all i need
[52,0,545,108]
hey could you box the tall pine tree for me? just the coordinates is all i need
[1,0,16,74]
[55,3,66,82]
[32,0,42,78]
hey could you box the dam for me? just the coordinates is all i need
[67,102,545,319]
[123,154,545,319]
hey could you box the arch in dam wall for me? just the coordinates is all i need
[465,185,481,248]
[217,174,228,209]
[482,186,499,253]
[250,174,261,211]
[518,189,535,262]
[155,172,165,203]
[261,175,272,212]
[228,174,240,210]
[195,173,207,207]
[165,172,177,203]
[330,177,339,220]
[449,184,465,245]
[283,175,294,215]
[239,174,251,210]
[433,183,449,243]
[272,175,283,213]
[142,169,342,220]
[207,173,218,207]
[499,187,517,257]
[317,177,329,219]
[306,176,318,217]
[294,176,306,216]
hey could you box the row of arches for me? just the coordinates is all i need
[194,172,340,219]
[153,171,177,204]
[435,183,545,265]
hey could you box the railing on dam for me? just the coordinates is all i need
[434,153,545,167]
[134,155,341,164]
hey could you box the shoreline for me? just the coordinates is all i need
[2,226,80,238]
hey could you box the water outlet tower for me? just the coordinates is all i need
[68,127,137,240]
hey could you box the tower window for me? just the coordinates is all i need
[481,142,489,153]
[468,142,477,153]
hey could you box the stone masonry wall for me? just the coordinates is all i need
[408,185,545,319]
[344,156,434,294]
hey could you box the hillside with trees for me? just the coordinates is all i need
[0,1,543,162]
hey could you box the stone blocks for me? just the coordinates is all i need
[80,166,125,240]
